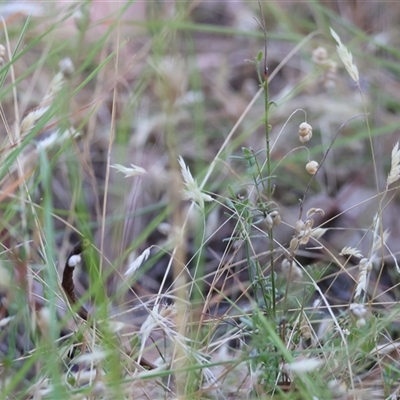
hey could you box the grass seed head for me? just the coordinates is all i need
[269,210,281,226]
[306,160,318,175]
[299,122,313,144]
[387,141,400,186]
[354,258,372,299]
[178,156,213,210]
[124,247,151,277]
[264,213,273,229]
[307,208,325,218]
[285,357,322,374]
[111,163,147,177]
[330,27,359,83]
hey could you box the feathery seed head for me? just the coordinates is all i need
[339,246,363,259]
[20,107,49,135]
[124,247,151,277]
[354,258,371,298]
[178,156,213,210]
[285,358,322,374]
[330,28,359,83]
[111,163,147,177]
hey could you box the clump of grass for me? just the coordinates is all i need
[1,2,400,399]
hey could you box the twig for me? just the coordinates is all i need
[61,240,157,370]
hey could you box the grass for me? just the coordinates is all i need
[1,1,400,399]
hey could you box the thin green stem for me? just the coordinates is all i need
[263,74,276,319]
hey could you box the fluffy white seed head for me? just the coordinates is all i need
[306,161,319,175]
